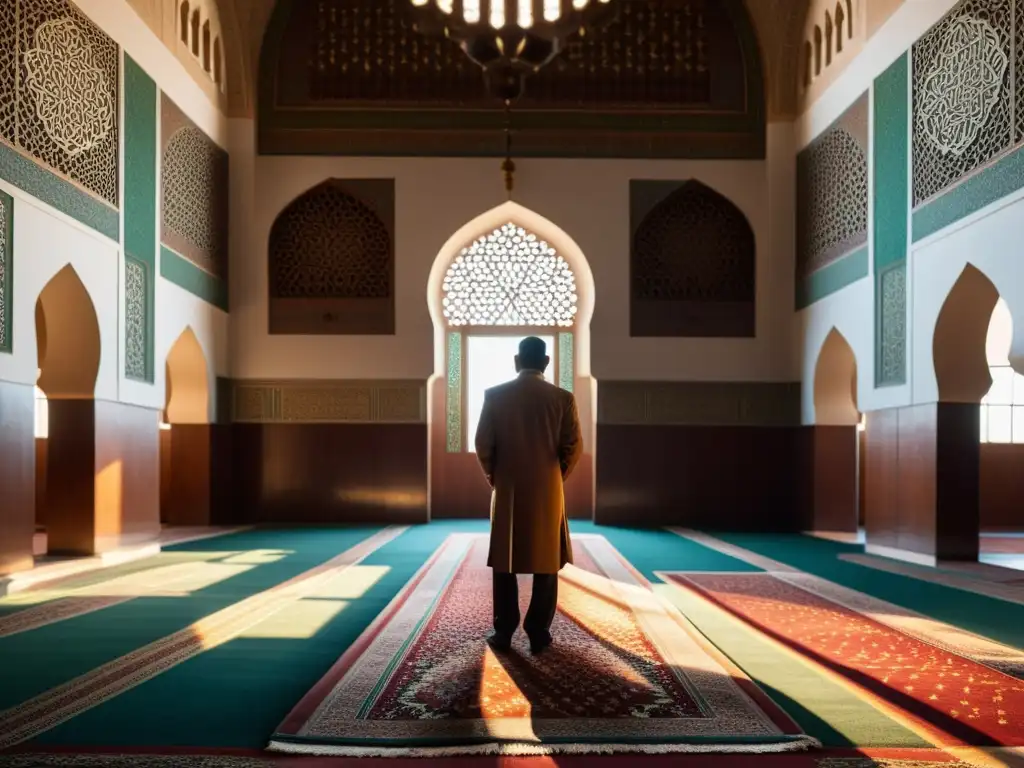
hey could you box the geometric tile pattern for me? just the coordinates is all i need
[0,0,119,206]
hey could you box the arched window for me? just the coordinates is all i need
[845,0,853,38]
[824,12,833,66]
[202,20,211,72]
[814,26,823,76]
[804,41,813,88]
[443,222,578,452]
[179,1,190,45]
[213,38,223,87]
[268,180,394,335]
[835,2,845,53]
[190,9,201,56]
[631,180,756,338]
[980,298,1024,443]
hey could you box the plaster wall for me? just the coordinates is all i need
[231,122,798,384]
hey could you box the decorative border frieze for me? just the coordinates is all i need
[598,382,801,427]
[231,380,427,424]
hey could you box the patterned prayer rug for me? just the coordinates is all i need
[662,572,1024,749]
[269,534,816,757]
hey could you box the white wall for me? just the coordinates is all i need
[231,123,798,384]
[796,0,1024,424]
[0,184,120,400]
[0,1,230,420]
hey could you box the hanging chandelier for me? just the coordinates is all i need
[409,0,616,100]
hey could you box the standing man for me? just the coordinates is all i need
[474,336,583,655]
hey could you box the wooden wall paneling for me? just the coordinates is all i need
[45,399,160,556]
[980,443,1024,529]
[0,381,36,575]
[864,407,899,549]
[810,425,858,532]
[934,403,980,561]
[232,423,428,523]
[894,404,937,557]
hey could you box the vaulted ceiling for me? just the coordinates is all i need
[153,0,903,122]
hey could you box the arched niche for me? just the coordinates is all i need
[813,328,859,425]
[35,265,101,399]
[165,326,211,424]
[258,0,766,159]
[630,179,756,338]
[267,179,395,336]
[425,202,596,518]
[933,264,1000,403]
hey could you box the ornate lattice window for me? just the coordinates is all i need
[796,94,869,279]
[631,180,756,338]
[912,0,1015,206]
[981,298,1024,443]
[161,94,229,280]
[0,0,119,205]
[442,224,578,328]
[443,223,578,452]
[268,179,395,335]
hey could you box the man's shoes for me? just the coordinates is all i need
[486,632,513,652]
[528,633,552,655]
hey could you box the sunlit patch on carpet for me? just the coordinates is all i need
[662,573,1024,748]
[269,534,817,757]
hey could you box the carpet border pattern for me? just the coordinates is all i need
[269,533,818,758]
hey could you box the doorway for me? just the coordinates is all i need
[465,334,555,453]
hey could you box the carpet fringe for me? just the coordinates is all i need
[265,735,822,758]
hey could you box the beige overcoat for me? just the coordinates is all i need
[474,370,584,574]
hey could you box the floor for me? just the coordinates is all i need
[1,523,1022,767]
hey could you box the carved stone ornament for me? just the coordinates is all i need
[917,15,1008,157]
[22,17,116,157]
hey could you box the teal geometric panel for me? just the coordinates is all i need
[873,53,909,388]
[161,244,229,312]
[124,255,149,381]
[123,55,157,383]
[0,189,11,354]
[558,332,574,393]
[796,247,869,311]
[873,53,909,273]
[446,331,462,453]
[876,262,907,387]
[0,141,118,241]
[124,56,157,270]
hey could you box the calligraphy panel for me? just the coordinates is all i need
[912,0,1014,206]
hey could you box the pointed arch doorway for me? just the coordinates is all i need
[427,204,596,519]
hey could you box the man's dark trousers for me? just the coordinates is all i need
[492,571,558,644]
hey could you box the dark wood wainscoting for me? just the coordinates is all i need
[980,443,1024,529]
[805,426,859,533]
[161,424,233,527]
[230,423,428,524]
[594,424,806,530]
[0,380,36,575]
[864,403,979,561]
[430,451,593,519]
[45,398,161,556]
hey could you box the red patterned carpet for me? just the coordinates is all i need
[664,573,1024,748]
[270,534,813,757]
